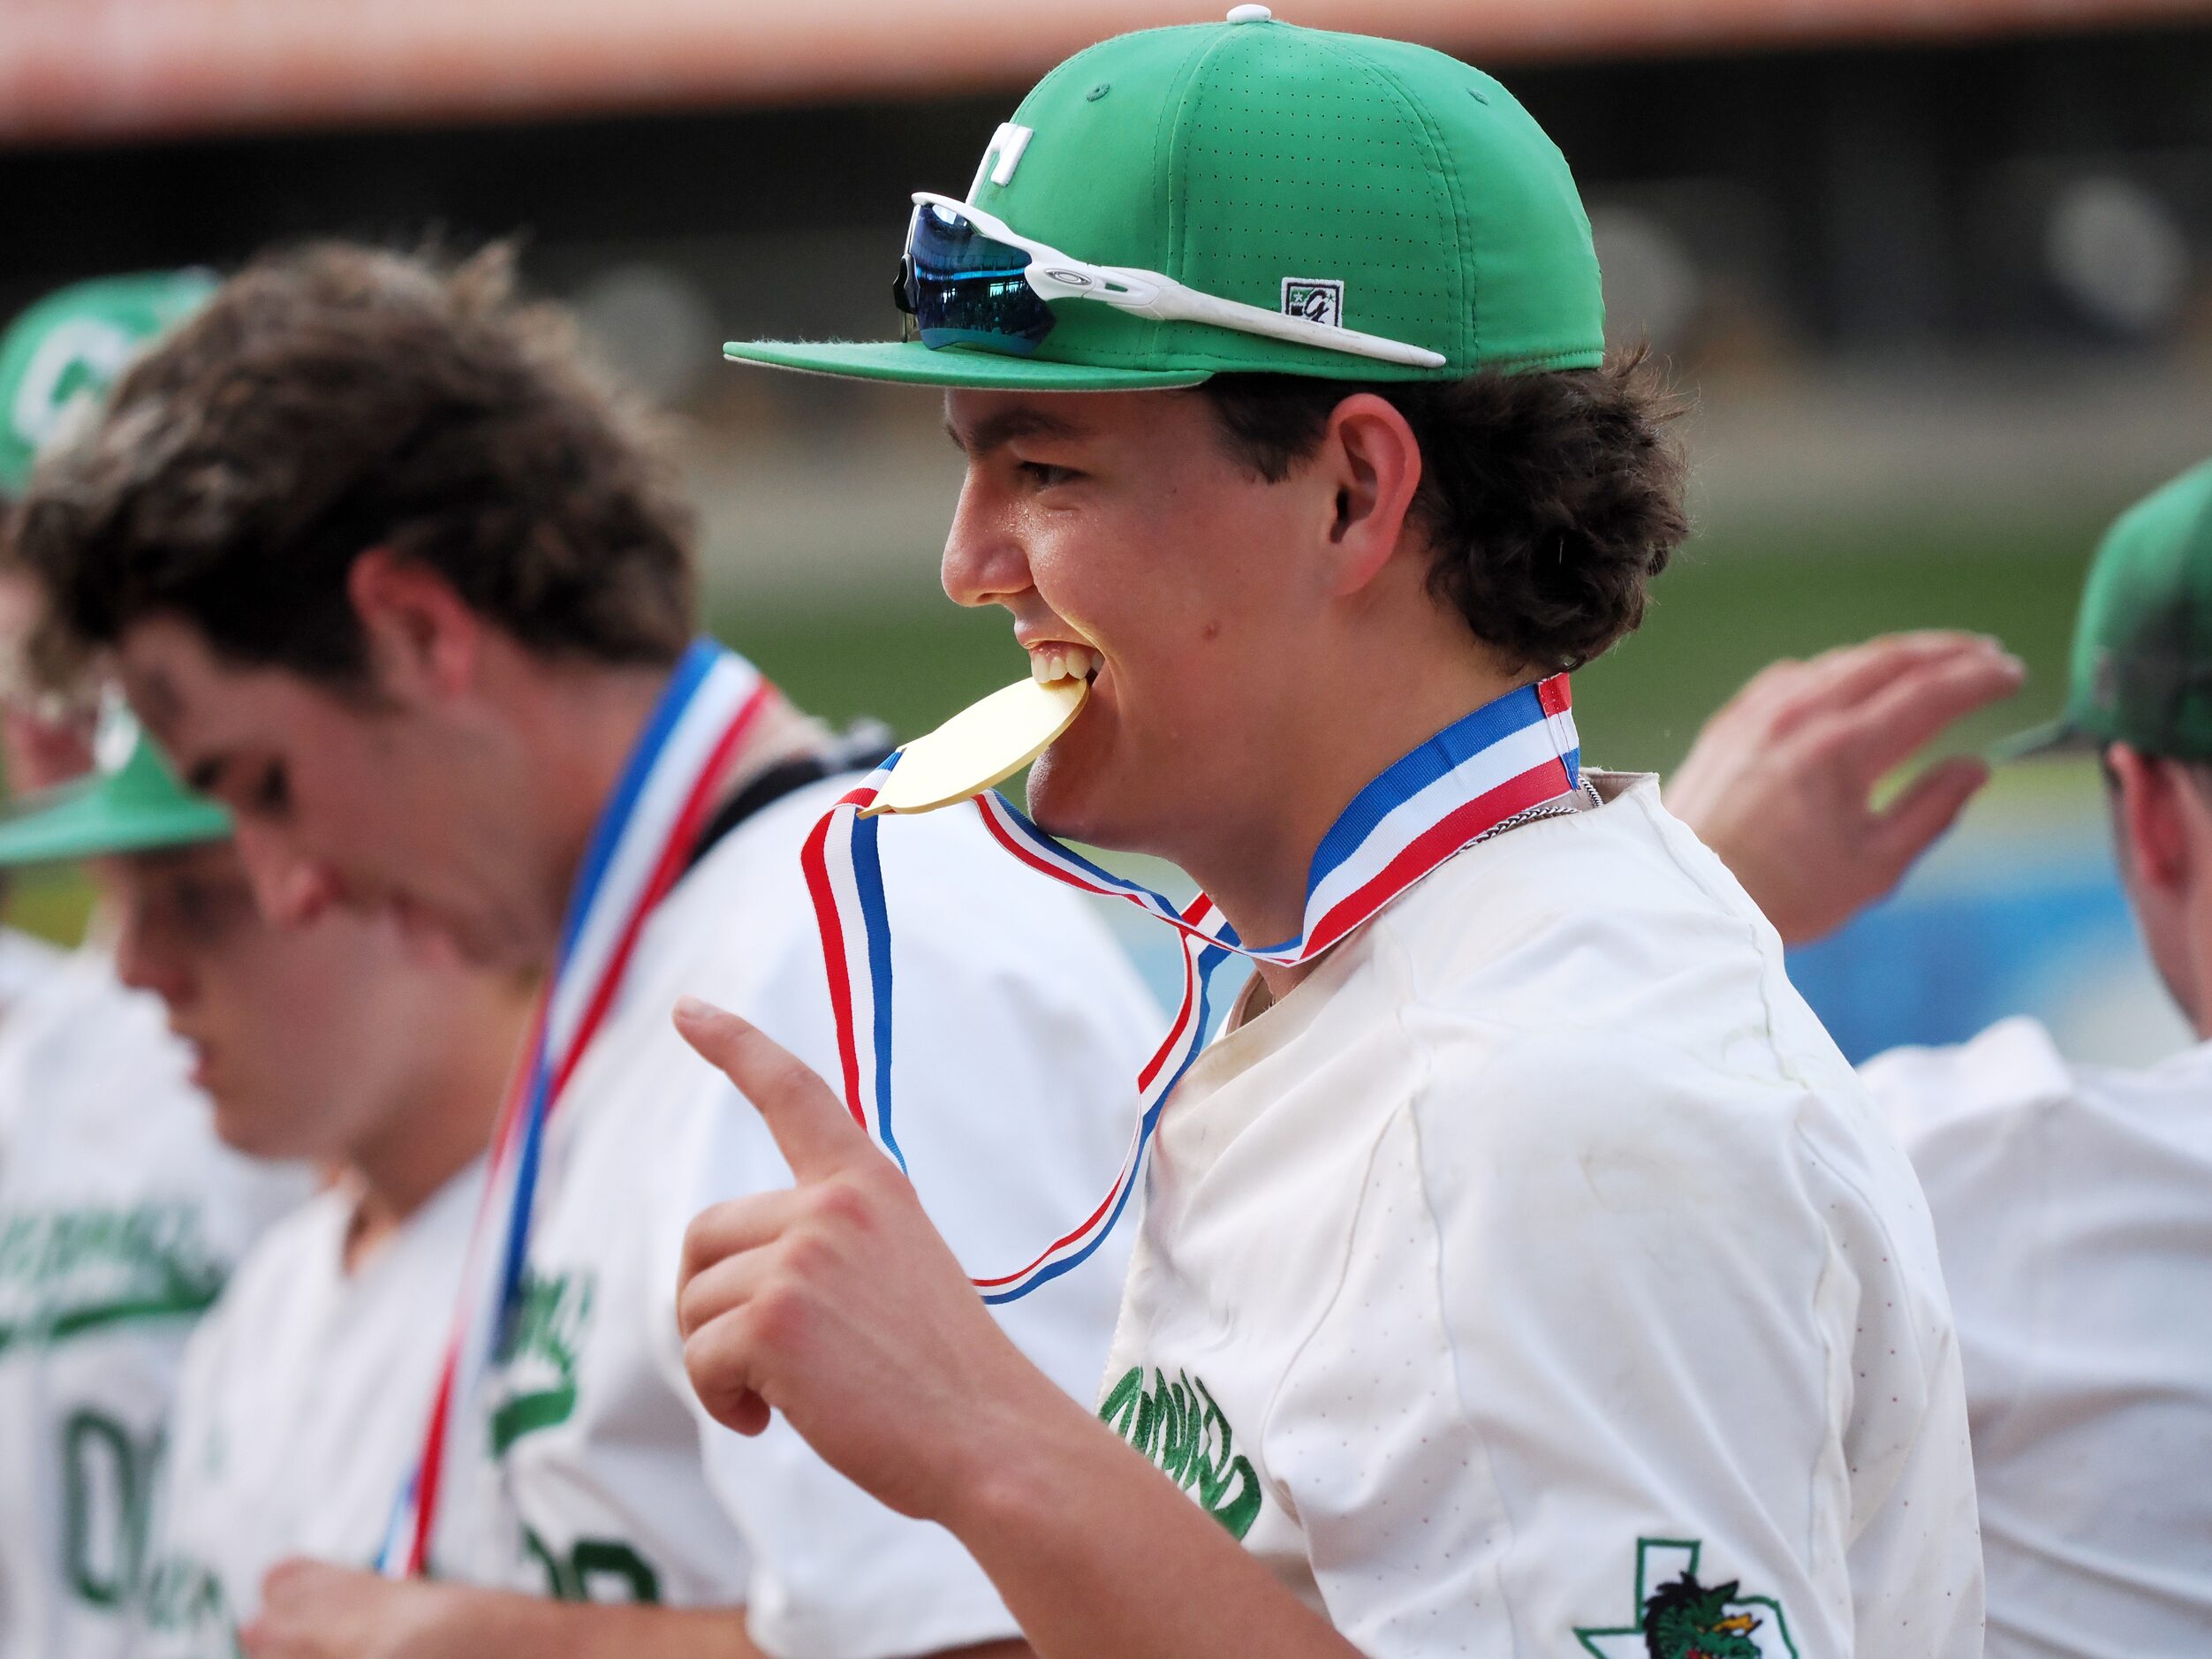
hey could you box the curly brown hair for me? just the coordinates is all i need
[11,241,696,688]
[1196,349,1687,672]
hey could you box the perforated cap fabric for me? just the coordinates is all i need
[724,16,1604,390]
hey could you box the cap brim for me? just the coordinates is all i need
[1986,716,2096,765]
[723,338,1213,392]
[0,779,230,867]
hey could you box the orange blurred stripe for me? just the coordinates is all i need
[0,0,2205,143]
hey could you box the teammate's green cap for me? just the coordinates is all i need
[2000,458,2212,762]
[723,12,1603,390]
[0,698,231,867]
[0,269,217,496]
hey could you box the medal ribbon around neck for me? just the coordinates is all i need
[381,638,776,1577]
[801,672,1580,1305]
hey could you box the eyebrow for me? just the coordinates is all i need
[943,405,1083,457]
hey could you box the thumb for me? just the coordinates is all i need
[672,996,868,1180]
[1868,755,1989,889]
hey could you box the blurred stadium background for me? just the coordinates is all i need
[4,0,2209,1062]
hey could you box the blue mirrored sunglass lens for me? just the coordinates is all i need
[903,205,1057,356]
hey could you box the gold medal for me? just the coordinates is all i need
[861,675,1090,816]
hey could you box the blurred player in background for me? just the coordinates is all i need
[669,16,1981,1657]
[1670,461,2212,1655]
[11,240,1158,1658]
[0,705,530,1655]
[0,272,219,1016]
[0,275,310,1659]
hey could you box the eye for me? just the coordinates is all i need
[250,760,292,817]
[1018,460,1079,489]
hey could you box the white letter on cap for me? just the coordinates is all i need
[967,122,1034,200]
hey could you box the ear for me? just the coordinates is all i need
[1316,393,1425,598]
[2109,742,2193,895]
[345,549,481,706]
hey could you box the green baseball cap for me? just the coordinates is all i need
[723,11,1603,390]
[2001,458,2212,761]
[0,269,216,496]
[0,697,231,867]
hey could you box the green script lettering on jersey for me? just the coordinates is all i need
[488,1269,595,1453]
[0,1202,225,1352]
[1100,1365,1263,1540]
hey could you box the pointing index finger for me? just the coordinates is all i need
[672,996,870,1181]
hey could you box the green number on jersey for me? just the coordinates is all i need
[523,1525,661,1604]
[61,1407,158,1608]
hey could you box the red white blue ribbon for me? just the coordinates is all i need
[380,639,776,1576]
[802,673,1580,1305]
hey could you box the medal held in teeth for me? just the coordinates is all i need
[862,649,1095,817]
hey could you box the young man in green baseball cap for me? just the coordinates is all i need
[0,272,310,1659]
[1670,458,2212,1654]
[673,15,1984,1657]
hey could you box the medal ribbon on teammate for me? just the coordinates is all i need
[801,673,1580,1304]
[381,639,776,1576]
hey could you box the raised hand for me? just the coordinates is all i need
[1666,632,2026,943]
[671,996,1064,1525]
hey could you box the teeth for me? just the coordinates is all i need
[1028,645,1099,685]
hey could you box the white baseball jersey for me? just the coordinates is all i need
[0,928,61,1034]
[0,948,309,1659]
[133,1162,481,1655]
[1100,773,1985,1658]
[450,773,1159,1658]
[1863,1016,2212,1658]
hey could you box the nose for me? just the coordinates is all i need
[230,819,337,927]
[941,473,1034,612]
[110,893,189,1008]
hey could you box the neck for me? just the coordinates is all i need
[503,647,834,952]
[508,656,688,943]
[344,981,531,1267]
[1188,653,1532,997]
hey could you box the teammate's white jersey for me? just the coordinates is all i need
[0,928,61,1036]
[451,772,1159,1658]
[1864,1016,2212,1658]
[0,947,309,1659]
[1100,773,1984,1658]
[134,1162,480,1655]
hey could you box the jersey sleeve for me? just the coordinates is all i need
[644,802,1156,1658]
[1269,1022,1952,1659]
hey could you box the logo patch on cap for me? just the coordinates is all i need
[10,317,135,458]
[1281,278,1345,329]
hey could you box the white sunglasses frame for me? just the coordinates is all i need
[909,192,1448,371]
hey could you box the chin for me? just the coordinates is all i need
[210,1102,292,1162]
[1025,746,1155,855]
